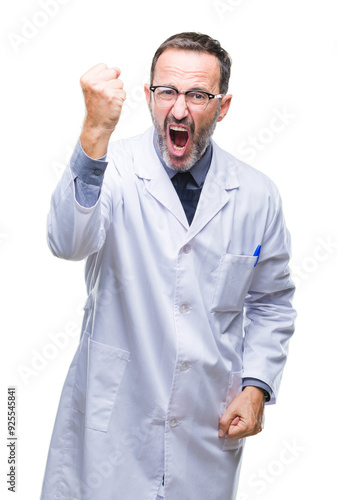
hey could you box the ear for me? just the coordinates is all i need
[144,83,151,106]
[217,94,232,122]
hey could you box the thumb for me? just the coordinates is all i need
[227,416,244,439]
[111,67,121,79]
[219,409,239,437]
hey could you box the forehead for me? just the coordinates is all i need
[153,48,221,92]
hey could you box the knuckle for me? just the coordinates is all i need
[82,79,97,93]
[105,93,115,104]
[80,76,88,88]
[110,80,123,91]
[107,93,123,106]
[94,62,107,71]
[219,415,227,426]
[247,419,256,433]
[93,83,105,96]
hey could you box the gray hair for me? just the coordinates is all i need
[150,32,232,94]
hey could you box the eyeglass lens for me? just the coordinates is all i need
[154,87,209,110]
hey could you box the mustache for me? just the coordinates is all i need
[164,115,195,134]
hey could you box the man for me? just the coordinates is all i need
[41,32,296,500]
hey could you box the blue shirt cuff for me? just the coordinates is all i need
[70,138,109,207]
[242,378,272,402]
[70,137,108,187]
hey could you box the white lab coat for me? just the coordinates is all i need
[40,127,295,500]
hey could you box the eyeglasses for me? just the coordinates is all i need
[150,85,223,112]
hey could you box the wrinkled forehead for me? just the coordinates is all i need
[153,48,221,93]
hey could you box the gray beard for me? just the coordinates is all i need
[149,107,220,171]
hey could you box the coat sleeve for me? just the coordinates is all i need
[46,145,123,261]
[243,186,296,405]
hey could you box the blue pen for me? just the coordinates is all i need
[253,245,261,267]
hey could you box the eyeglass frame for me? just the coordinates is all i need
[149,85,224,111]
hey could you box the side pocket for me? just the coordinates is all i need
[85,337,130,432]
[221,370,245,451]
[71,331,130,432]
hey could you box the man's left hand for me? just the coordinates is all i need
[218,386,265,439]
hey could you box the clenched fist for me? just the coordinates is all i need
[80,63,126,159]
[218,385,265,440]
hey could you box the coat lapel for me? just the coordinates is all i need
[184,141,240,241]
[144,175,189,228]
[134,128,189,228]
[133,128,240,234]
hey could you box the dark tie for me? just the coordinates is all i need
[171,171,202,225]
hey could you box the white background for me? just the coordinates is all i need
[1,0,336,498]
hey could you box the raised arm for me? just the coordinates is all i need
[47,64,126,261]
[79,63,126,158]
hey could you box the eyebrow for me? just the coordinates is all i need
[161,84,212,93]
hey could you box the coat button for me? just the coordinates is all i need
[94,168,102,176]
[183,244,191,254]
[180,362,190,371]
[179,303,190,313]
[169,419,178,428]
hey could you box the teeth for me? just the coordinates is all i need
[173,145,184,150]
[170,126,188,132]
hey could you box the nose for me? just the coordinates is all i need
[171,93,189,120]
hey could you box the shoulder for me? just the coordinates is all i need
[104,128,156,179]
[106,128,153,160]
[212,140,281,201]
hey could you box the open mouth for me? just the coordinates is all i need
[167,124,190,156]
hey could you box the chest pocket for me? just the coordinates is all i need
[211,253,256,312]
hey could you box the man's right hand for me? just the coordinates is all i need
[80,63,126,159]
